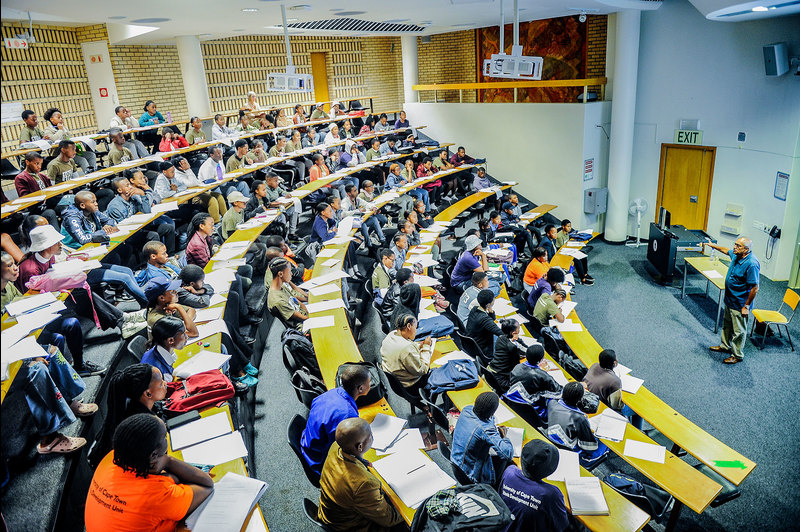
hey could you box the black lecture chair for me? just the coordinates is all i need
[437,440,474,486]
[269,305,295,331]
[290,370,326,409]
[126,334,148,362]
[372,299,390,334]
[287,414,321,488]
[443,304,465,332]
[418,388,450,439]
[453,330,487,365]
[382,369,424,416]
[302,498,334,531]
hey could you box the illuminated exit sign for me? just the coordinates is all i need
[674,129,703,145]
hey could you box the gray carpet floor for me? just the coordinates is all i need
[251,234,800,531]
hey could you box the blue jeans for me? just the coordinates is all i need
[360,214,387,244]
[334,177,360,200]
[88,264,148,306]
[460,278,501,296]
[24,351,85,436]
[622,404,643,430]
[39,317,83,367]
[408,188,429,210]
[416,315,454,339]
[220,180,249,198]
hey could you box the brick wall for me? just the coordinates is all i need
[586,15,608,97]
[417,30,478,103]
[361,36,404,112]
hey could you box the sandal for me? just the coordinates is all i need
[37,434,86,455]
[71,401,99,417]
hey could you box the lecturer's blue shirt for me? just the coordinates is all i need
[724,249,760,310]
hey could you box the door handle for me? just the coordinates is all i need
[689,195,698,203]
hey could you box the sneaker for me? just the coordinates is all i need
[243,315,263,325]
[234,373,259,387]
[233,380,250,395]
[242,335,256,345]
[124,309,147,324]
[244,363,259,377]
[581,277,595,286]
[75,360,107,377]
[121,320,147,339]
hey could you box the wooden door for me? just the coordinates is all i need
[310,52,329,109]
[656,144,716,230]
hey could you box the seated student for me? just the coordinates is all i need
[234,111,260,134]
[473,166,491,191]
[173,156,228,223]
[451,235,501,295]
[547,382,609,467]
[466,289,504,364]
[185,211,254,287]
[88,363,167,468]
[508,345,562,411]
[486,319,527,392]
[244,91,273,129]
[18,109,48,143]
[301,365,372,477]
[302,126,323,148]
[268,257,309,329]
[372,248,396,293]
[418,157,445,205]
[275,107,293,128]
[323,123,340,145]
[457,271,489,326]
[212,113,235,139]
[523,247,550,292]
[144,281,198,339]
[451,391,514,485]
[383,162,417,214]
[500,201,536,257]
[583,349,642,429]
[265,234,306,283]
[309,102,329,121]
[555,218,594,286]
[199,145,250,197]
[309,152,331,188]
[42,107,96,172]
[184,116,206,145]
[107,128,135,166]
[379,267,411,324]
[373,113,392,133]
[110,106,149,158]
[158,130,189,151]
[318,417,404,531]
[499,440,569,532]
[264,173,300,238]
[46,140,84,184]
[391,283,454,340]
[527,267,565,311]
[357,114,374,137]
[84,414,214,532]
[220,190,248,239]
[364,137,382,163]
[389,232,408,271]
[433,149,467,199]
[381,313,433,393]
[311,202,337,245]
[533,287,567,328]
[16,226,147,344]
[226,139,256,173]
[106,176,177,256]
[14,152,60,228]
[379,136,398,157]
[341,183,386,247]
[175,264,214,308]
[394,110,410,130]
[450,145,485,167]
[406,209,440,260]
[292,104,307,128]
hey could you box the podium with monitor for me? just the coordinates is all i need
[647,208,715,282]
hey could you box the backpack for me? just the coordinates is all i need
[410,483,512,532]
[557,350,588,381]
[281,328,321,379]
[163,370,235,414]
[425,359,480,397]
[539,326,572,358]
[335,361,387,408]
[604,472,674,522]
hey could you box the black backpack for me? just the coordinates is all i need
[410,484,512,532]
[557,350,588,381]
[335,361,387,408]
[281,328,322,379]
[539,326,573,358]
[604,472,674,522]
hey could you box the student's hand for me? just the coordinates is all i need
[498,425,508,437]
[183,285,199,294]
[170,183,177,191]
[153,118,160,124]
[56,123,64,130]
[43,135,51,140]
[421,336,432,347]
[103,225,118,234]
[166,302,181,312]
[33,356,49,366]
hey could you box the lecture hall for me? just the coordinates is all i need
[1,0,798,531]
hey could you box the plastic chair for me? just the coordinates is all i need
[269,305,295,331]
[383,369,424,415]
[287,414,321,488]
[452,330,487,365]
[302,498,334,530]
[372,299,390,334]
[126,335,148,362]
[749,288,797,350]
[437,441,474,486]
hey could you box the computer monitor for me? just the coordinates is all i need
[658,207,671,229]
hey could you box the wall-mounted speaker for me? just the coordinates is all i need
[763,42,789,76]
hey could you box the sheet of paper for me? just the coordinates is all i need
[170,412,232,450]
[431,350,473,367]
[546,449,581,482]
[613,364,632,377]
[370,413,407,451]
[4,292,57,317]
[11,194,46,204]
[409,244,432,254]
[412,274,439,287]
[181,431,248,466]
[149,202,177,214]
[202,269,238,292]
[325,236,354,246]
[336,216,356,237]
[173,350,231,379]
[504,313,529,324]
[321,258,341,268]
[593,411,628,442]
[564,273,575,286]
[185,472,268,532]
[702,270,724,280]
[418,307,440,320]
[550,319,583,332]
[51,258,102,273]
[504,427,525,457]
[305,298,346,314]
[212,246,246,261]
[558,300,578,317]
[493,402,515,424]
[301,270,349,288]
[406,255,438,268]
[194,319,230,341]
[13,305,64,336]
[316,248,338,258]
[1,335,50,377]
[290,188,312,198]
[193,306,225,324]
[547,368,570,387]
[2,205,18,215]
[308,283,340,297]
[371,449,455,509]
[206,293,227,307]
[517,335,540,348]
[623,439,666,464]
[419,232,438,243]
[71,245,108,259]
[122,212,154,224]
[565,241,584,248]
[620,373,644,394]
[565,477,609,515]
[302,315,336,333]
[375,428,426,456]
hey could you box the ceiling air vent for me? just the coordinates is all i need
[286,18,424,32]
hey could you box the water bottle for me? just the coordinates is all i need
[710,247,716,262]
[166,111,172,123]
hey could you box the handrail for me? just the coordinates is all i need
[413,78,607,103]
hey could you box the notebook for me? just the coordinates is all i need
[565,477,609,515]
[185,472,268,532]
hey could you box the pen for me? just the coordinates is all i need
[407,464,425,475]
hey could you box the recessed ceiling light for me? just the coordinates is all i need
[289,4,311,9]
[330,8,344,11]
[233,29,245,32]
[199,33,212,38]
[383,18,410,23]
[333,11,366,16]
[241,8,259,12]
[109,15,126,20]
[452,23,474,27]
[131,17,170,23]
[751,5,768,11]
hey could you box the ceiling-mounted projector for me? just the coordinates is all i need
[483,45,543,80]
[267,66,314,93]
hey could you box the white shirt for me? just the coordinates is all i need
[174,168,202,189]
[156,345,177,381]
[212,123,235,140]
[198,157,225,182]
[109,115,138,130]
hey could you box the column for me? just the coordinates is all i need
[401,35,418,105]
[604,10,641,242]
[175,35,211,118]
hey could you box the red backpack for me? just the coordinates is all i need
[164,370,234,413]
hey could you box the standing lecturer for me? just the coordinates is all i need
[703,237,760,364]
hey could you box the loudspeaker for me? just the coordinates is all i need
[763,43,789,76]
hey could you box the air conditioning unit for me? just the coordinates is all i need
[482,45,543,80]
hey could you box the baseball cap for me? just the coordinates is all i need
[144,277,181,306]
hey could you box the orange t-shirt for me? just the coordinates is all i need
[524,259,549,287]
[85,451,194,532]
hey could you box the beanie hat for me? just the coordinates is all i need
[521,440,559,480]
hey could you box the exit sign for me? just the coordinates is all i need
[4,38,30,50]
[674,129,703,145]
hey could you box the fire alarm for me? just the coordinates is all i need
[99,88,108,97]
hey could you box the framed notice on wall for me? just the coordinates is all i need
[774,171,789,201]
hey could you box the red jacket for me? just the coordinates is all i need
[15,169,52,197]
[159,135,190,152]
[185,231,213,268]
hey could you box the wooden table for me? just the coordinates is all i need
[682,255,729,333]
